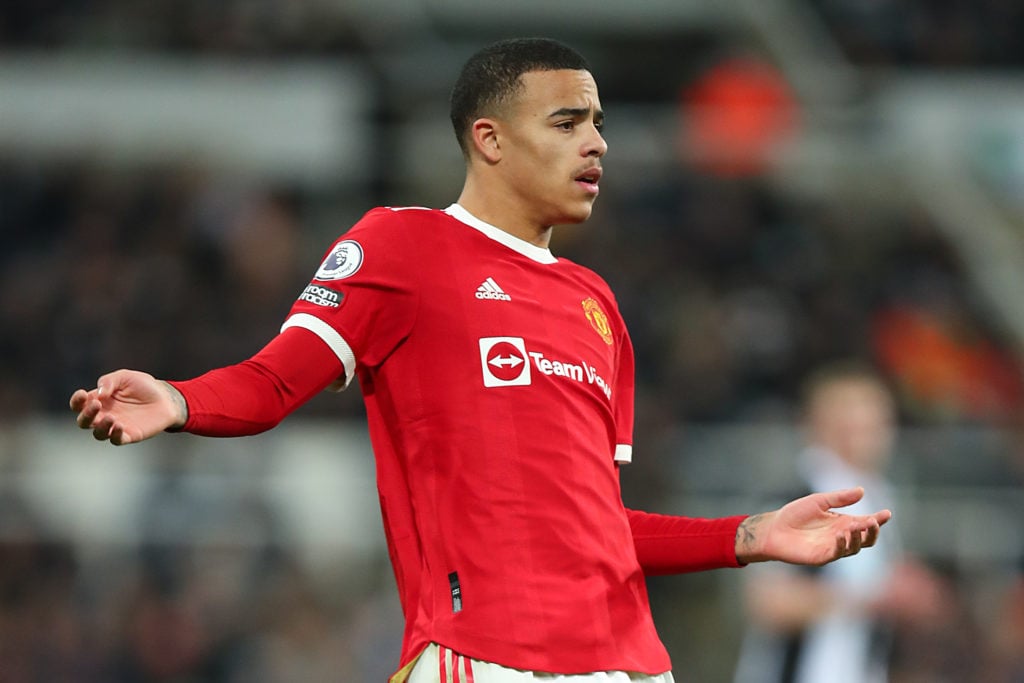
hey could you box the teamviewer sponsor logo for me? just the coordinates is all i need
[479,336,612,399]
[479,337,531,387]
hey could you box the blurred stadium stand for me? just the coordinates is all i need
[3,0,1024,680]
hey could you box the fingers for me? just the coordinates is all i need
[74,393,101,429]
[834,526,864,560]
[109,423,128,446]
[82,399,114,441]
[860,512,889,551]
[834,513,888,560]
[820,486,865,510]
[71,372,146,446]
[92,415,114,441]
[71,387,116,442]
[839,527,864,556]
[96,371,126,398]
[92,416,133,445]
[69,389,90,412]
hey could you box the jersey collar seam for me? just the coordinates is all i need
[443,203,558,265]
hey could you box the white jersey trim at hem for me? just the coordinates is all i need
[614,444,633,464]
[281,313,356,390]
[406,643,673,683]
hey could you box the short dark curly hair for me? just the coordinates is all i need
[449,38,591,158]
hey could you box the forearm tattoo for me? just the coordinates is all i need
[736,512,766,562]
[161,381,189,430]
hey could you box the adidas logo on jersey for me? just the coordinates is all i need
[475,277,511,301]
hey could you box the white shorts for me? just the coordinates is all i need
[404,643,675,683]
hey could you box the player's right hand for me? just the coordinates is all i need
[70,369,186,445]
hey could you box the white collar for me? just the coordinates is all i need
[444,203,557,265]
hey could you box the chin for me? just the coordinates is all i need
[557,204,595,226]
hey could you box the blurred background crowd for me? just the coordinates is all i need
[3,0,1024,681]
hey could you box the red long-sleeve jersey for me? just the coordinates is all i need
[171,205,745,680]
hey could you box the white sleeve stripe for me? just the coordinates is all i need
[281,313,356,389]
[614,444,633,464]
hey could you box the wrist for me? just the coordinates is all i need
[735,512,773,565]
[160,381,189,431]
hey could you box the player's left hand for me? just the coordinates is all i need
[736,487,892,566]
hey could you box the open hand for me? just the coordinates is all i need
[70,370,186,445]
[736,487,892,566]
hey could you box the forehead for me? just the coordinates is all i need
[813,380,892,415]
[514,69,601,111]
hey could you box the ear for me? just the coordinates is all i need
[469,118,502,163]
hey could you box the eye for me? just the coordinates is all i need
[556,121,575,131]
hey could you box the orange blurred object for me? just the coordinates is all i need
[681,57,800,176]
[872,305,1024,422]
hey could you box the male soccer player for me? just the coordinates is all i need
[71,38,891,683]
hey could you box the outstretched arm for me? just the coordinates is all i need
[735,487,891,566]
[628,487,890,575]
[70,327,344,445]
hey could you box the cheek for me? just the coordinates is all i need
[512,148,550,182]
[519,139,560,174]
[527,158,561,195]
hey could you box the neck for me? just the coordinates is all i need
[457,176,553,249]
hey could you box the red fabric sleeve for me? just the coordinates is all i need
[627,508,748,575]
[167,326,344,437]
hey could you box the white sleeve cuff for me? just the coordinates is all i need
[281,313,356,391]
[614,444,633,464]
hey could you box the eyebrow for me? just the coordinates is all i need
[548,107,605,124]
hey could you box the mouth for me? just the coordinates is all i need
[574,167,602,194]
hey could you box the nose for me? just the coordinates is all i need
[585,123,607,158]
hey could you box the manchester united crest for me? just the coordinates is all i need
[582,298,613,345]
